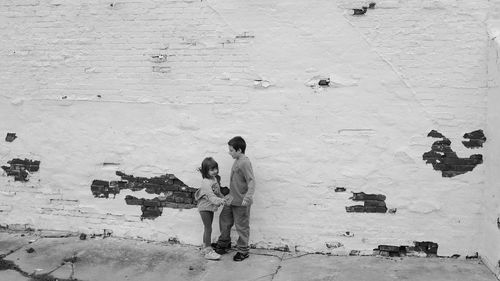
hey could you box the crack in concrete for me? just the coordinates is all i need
[1,235,40,258]
[0,238,79,281]
[247,251,285,281]
[0,255,78,281]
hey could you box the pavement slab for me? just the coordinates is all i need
[0,232,36,257]
[0,269,29,281]
[199,249,282,281]
[0,233,498,281]
[72,239,207,281]
[273,254,498,281]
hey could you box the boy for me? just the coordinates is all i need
[214,136,255,261]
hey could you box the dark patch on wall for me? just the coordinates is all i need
[91,171,197,220]
[427,130,444,138]
[345,192,387,213]
[462,129,486,148]
[374,241,438,257]
[318,79,330,86]
[1,158,40,181]
[466,252,479,259]
[413,241,438,255]
[334,187,346,192]
[5,133,16,142]
[423,130,485,177]
[352,6,368,15]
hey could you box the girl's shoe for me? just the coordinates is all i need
[204,249,221,260]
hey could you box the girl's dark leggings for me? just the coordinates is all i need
[199,211,214,247]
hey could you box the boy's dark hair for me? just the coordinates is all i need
[199,157,219,179]
[228,136,246,154]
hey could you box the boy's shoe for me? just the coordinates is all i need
[214,247,228,255]
[211,242,230,255]
[204,249,221,260]
[233,252,249,261]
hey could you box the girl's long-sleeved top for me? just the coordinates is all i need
[195,178,225,212]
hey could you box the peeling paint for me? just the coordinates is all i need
[423,130,485,177]
[346,192,388,213]
[462,129,487,148]
[4,133,16,142]
[1,158,40,182]
[374,241,438,257]
[91,171,197,220]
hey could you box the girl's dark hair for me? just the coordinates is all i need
[228,136,246,154]
[198,157,219,179]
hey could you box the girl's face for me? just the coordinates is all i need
[208,167,218,177]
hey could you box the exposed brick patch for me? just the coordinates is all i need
[462,129,486,148]
[422,130,485,177]
[413,241,439,255]
[345,192,387,213]
[318,79,330,86]
[374,241,438,257]
[1,158,40,182]
[427,130,444,138]
[5,133,16,142]
[352,7,368,16]
[466,252,479,259]
[91,171,197,220]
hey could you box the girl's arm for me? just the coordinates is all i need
[200,179,225,205]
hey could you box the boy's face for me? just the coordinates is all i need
[228,145,242,159]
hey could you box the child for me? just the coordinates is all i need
[214,136,255,262]
[195,157,231,260]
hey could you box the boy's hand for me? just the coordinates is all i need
[242,196,252,206]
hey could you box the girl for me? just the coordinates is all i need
[195,157,228,260]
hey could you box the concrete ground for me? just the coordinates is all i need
[0,231,497,281]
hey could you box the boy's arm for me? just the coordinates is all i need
[241,160,256,205]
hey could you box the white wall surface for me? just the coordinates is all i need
[0,0,494,261]
[482,20,500,278]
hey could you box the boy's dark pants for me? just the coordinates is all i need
[217,205,251,254]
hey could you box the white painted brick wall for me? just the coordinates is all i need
[482,20,500,277]
[0,0,495,260]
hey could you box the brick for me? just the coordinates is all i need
[350,192,386,201]
[364,200,387,207]
[378,245,401,252]
[345,205,365,213]
[172,191,192,198]
[364,206,388,213]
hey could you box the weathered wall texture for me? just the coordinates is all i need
[482,17,500,278]
[0,0,495,263]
